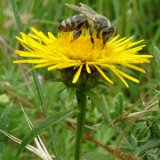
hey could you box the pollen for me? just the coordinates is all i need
[13,28,153,88]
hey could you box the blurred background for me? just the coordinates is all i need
[0,0,160,160]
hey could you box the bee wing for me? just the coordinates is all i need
[65,3,98,21]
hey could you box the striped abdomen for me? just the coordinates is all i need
[58,14,86,32]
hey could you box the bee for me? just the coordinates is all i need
[58,3,115,47]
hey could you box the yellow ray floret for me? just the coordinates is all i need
[13,28,153,87]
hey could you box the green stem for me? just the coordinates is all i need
[75,90,87,160]
[10,0,61,159]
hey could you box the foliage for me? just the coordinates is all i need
[0,0,160,159]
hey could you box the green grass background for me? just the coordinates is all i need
[0,0,160,160]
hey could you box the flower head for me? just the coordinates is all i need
[14,28,152,88]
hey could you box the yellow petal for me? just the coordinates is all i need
[111,69,129,88]
[124,64,146,73]
[94,65,113,84]
[48,63,80,71]
[117,70,140,83]
[128,39,144,47]
[86,64,91,74]
[72,65,83,84]
[48,32,56,40]
[14,28,153,87]
[108,35,120,43]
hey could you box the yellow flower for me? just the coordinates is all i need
[14,27,152,88]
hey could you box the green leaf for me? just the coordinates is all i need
[83,152,111,160]
[0,104,13,160]
[86,90,110,123]
[16,109,77,158]
[136,139,160,153]
[111,93,124,118]
[86,90,123,135]
[153,45,160,65]
[152,45,160,80]
[149,123,160,139]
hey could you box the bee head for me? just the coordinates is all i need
[100,27,115,40]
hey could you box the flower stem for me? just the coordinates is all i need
[75,90,87,160]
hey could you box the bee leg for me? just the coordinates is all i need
[72,29,82,42]
[72,21,87,42]
[102,37,107,48]
[89,27,94,48]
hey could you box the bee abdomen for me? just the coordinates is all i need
[58,14,85,32]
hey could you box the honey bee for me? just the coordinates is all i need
[58,3,115,47]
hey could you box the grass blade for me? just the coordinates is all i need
[16,109,77,158]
